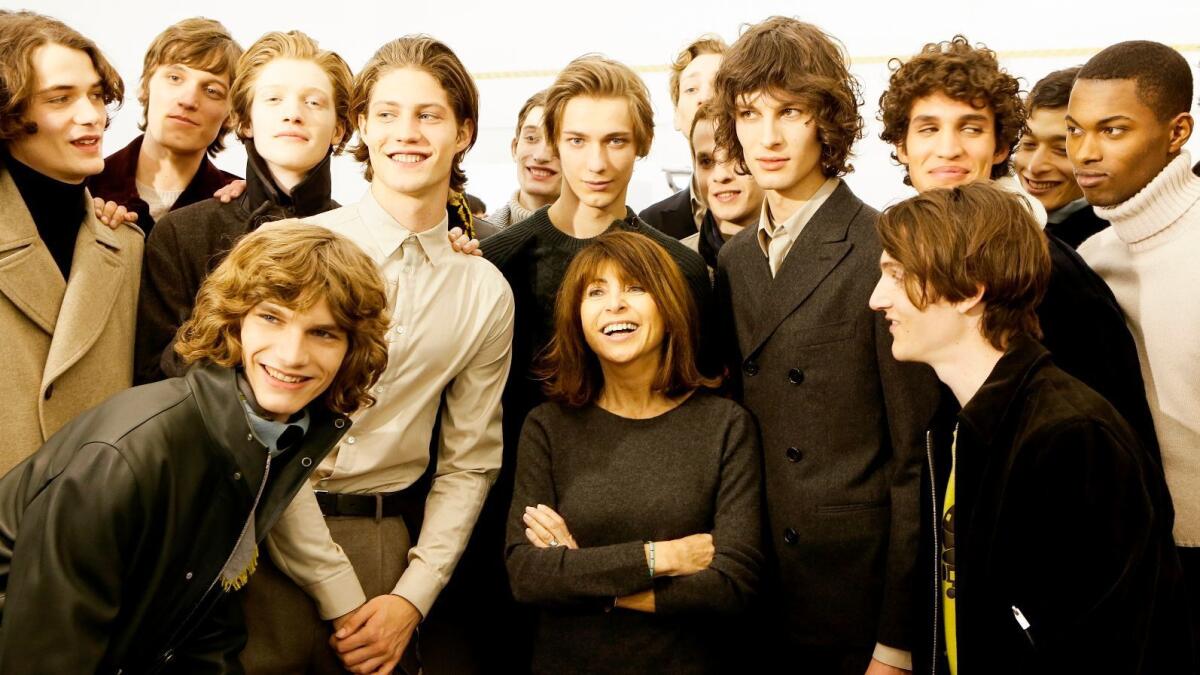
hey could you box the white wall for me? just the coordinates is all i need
[18,0,1200,212]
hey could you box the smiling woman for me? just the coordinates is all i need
[505,230,763,674]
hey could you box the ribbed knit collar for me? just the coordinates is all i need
[530,204,642,251]
[1095,151,1200,249]
[507,191,537,226]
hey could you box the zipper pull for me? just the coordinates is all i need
[1012,605,1035,647]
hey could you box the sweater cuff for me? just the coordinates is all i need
[304,565,367,620]
[873,642,912,671]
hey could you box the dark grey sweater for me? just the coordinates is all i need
[505,391,763,674]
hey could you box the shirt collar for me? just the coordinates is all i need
[236,371,310,457]
[756,177,839,257]
[1046,197,1091,224]
[689,175,707,230]
[358,189,452,266]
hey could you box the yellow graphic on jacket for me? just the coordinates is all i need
[942,425,958,675]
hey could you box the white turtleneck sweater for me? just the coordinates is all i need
[1079,151,1200,546]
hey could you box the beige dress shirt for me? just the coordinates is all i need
[266,189,515,619]
[756,177,840,275]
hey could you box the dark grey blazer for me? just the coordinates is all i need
[638,184,697,240]
[714,181,938,656]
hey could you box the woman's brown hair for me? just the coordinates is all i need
[711,16,863,178]
[875,183,1050,350]
[539,231,718,407]
[878,36,1025,185]
[0,11,124,143]
[175,220,391,416]
[229,30,354,155]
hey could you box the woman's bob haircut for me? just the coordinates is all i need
[539,231,718,407]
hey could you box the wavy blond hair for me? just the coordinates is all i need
[175,220,390,415]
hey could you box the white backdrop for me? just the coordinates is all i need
[14,0,1200,213]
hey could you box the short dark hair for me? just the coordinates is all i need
[876,183,1050,350]
[1028,66,1080,112]
[711,17,863,178]
[465,193,486,215]
[878,36,1025,184]
[539,231,717,406]
[1077,41,1193,121]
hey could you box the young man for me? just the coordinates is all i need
[1068,40,1200,657]
[87,17,241,235]
[684,101,763,269]
[0,12,143,474]
[1014,67,1109,249]
[711,18,937,674]
[639,35,727,239]
[878,36,1158,459]
[488,89,561,228]
[0,221,391,673]
[135,29,353,384]
[477,53,713,672]
[238,36,514,675]
[869,182,1188,674]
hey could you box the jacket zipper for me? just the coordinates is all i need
[926,429,939,675]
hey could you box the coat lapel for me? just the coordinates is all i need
[745,183,861,355]
[0,165,67,335]
[43,194,130,385]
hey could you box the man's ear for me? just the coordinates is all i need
[510,136,518,161]
[1168,112,1194,154]
[955,284,986,315]
[896,142,909,166]
[456,118,474,154]
[991,141,1011,166]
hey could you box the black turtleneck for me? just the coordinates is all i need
[4,152,86,280]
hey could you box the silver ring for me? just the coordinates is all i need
[549,539,560,547]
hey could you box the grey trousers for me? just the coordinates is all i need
[240,514,415,674]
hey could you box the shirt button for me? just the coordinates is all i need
[346,436,356,445]
[395,326,406,336]
[786,447,802,462]
[783,528,799,545]
[246,433,254,442]
[788,368,805,385]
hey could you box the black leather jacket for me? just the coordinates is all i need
[0,363,350,674]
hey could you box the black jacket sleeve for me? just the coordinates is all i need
[135,214,196,384]
[0,442,147,674]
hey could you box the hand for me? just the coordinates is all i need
[330,594,421,674]
[213,179,246,203]
[92,198,138,229]
[447,226,482,256]
[522,504,578,549]
[614,589,656,613]
[653,533,713,577]
[864,657,910,675]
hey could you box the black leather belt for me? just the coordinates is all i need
[314,490,408,520]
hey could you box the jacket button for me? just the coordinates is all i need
[43,383,54,400]
[334,418,346,429]
[742,360,759,377]
[301,457,313,468]
[788,368,805,385]
[783,528,799,545]
[232,472,242,481]
[786,447,801,462]
[185,572,193,580]
[163,650,175,663]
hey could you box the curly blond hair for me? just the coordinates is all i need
[175,221,390,415]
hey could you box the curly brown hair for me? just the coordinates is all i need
[878,36,1025,185]
[0,11,123,144]
[175,221,391,416]
[711,17,863,178]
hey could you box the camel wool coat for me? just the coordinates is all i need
[0,162,142,474]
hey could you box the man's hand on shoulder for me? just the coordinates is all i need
[448,226,482,256]
[330,593,421,674]
[93,197,138,230]
[213,179,246,203]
